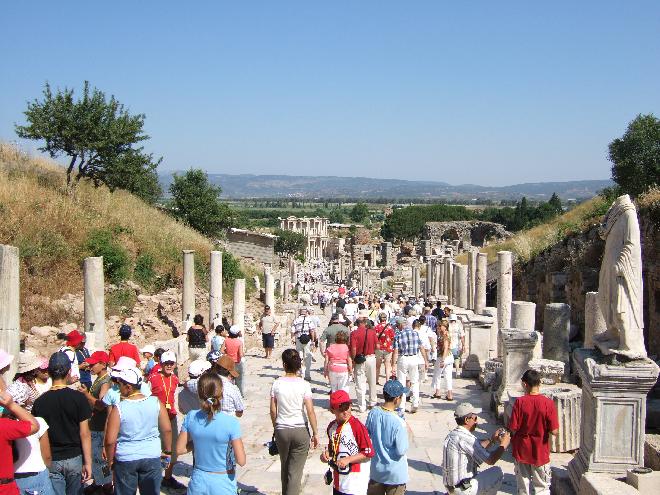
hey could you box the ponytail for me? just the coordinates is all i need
[197,372,223,422]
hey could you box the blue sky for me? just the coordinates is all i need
[1,1,658,186]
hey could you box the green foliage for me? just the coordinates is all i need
[350,202,370,222]
[106,288,137,317]
[84,228,130,284]
[169,168,236,237]
[133,253,156,288]
[380,204,474,242]
[548,193,563,215]
[15,81,161,197]
[328,207,346,223]
[608,114,660,198]
[273,229,307,259]
[221,250,244,282]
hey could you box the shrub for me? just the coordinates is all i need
[222,250,243,283]
[134,253,156,288]
[85,229,130,284]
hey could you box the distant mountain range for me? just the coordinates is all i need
[159,173,612,201]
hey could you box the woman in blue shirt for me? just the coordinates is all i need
[177,372,246,494]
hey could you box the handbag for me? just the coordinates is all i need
[297,316,312,344]
[268,433,279,456]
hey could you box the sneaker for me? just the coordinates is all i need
[162,477,186,490]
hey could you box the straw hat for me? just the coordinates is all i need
[17,350,42,374]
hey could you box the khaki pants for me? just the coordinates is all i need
[275,427,310,495]
[514,461,551,495]
[367,480,406,495]
[354,354,377,411]
[296,340,313,380]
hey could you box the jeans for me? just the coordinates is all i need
[16,469,55,495]
[113,457,162,495]
[91,430,112,486]
[49,455,82,495]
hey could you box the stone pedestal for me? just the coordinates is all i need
[496,329,538,413]
[482,307,499,358]
[209,251,223,328]
[511,301,540,358]
[584,291,606,349]
[232,278,246,333]
[542,384,582,453]
[83,256,105,351]
[543,303,571,378]
[182,250,195,330]
[265,270,275,310]
[0,245,20,381]
[474,253,487,315]
[568,349,660,489]
[456,264,469,308]
[462,318,493,378]
[497,251,512,330]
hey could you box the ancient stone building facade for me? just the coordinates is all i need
[423,221,511,250]
[226,228,278,266]
[279,216,329,260]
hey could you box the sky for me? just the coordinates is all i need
[1,1,659,186]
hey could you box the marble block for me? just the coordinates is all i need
[528,358,565,385]
[542,384,581,452]
[495,329,538,413]
[461,319,492,378]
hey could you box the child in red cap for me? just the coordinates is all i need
[320,390,374,495]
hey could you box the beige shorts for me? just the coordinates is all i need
[376,349,392,360]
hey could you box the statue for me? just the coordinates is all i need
[593,194,646,359]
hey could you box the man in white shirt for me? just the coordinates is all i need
[449,314,466,370]
[291,307,317,380]
[344,298,358,324]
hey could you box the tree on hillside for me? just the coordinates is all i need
[15,81,162,201]
[608,113,660,198]
[169,168,235,237]
[273,229,307,259]
[102,149,163,204]
[548,192,562,214]
[350,202,370,223]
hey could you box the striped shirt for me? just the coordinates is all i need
[442,426,491,487]
[393,327,421,356]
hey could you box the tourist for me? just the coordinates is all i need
[108,324,141,368]
[223,325,246,396]
[7,350,42,412]
[442,402,510,494]
[320,390,374,495]
[431,301,445,319]
[432,323,454,401]
[79,351,113,494]
[215,356,245,417]
[32,352,92,495]
[448,314,465,369]
[324,330,352,393]
[210,324,226,353]
[270,349,319,495]
[34,356,52,396]
[320,313,349,352]
[508,369,559,495]
[392,317,421,414]
[140,345,156,375]
[344,298,358,324]
[102,357,152,407]
[374,313,395,385]
[177,372,247,495]
[350,311,378,413]
[365,380,410,495]
[104,367,172,495]
[0,389,40,495]
[75,336,92,390]
[179,359,211,415]
[148,351,184,490]
[423,304,438,334]
[290,307,316,381]
[58,329,84,383]
[148,348,166,377]
[413,319,431,384]
[258,305,279,359]
[187,314,208,361]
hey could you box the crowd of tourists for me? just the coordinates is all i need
[0,281,558,495]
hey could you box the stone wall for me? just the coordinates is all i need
[226,229,277,266]
[423,221,511,248]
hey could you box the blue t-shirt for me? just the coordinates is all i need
[182,409,241,472]
[103,382,152,407]
[365,406,409,485]
[116,396,161,462]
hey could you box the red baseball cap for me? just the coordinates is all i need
[85,351,109,366]
[66,330,85,347]
[329,390,351,410]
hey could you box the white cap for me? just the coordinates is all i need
[188,359,211,377]
[449,314,458,321]
[229,325,241,336]
[112,367,143,385]
[161,351,177,364]
[140,344,156,355]
[112,356,137,370]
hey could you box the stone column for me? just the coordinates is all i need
[467,249,477,310]
[496,329,539,410]
[182,250,195,330]
[411,266,419,298]
[283,276,290,302]
[444,257,453,302]
[435,260,444,297]
[543,303,571,378]
[0,245,20,381]
[425,262,433,298]
[474,252,487,315]
[83,257,105,351]
[511,301,540,358]
[584,291,606,349]
[278,273,284,298]
[568,349,660,489]
[232,278,246,332]
[209,251,223,328]
[497,251,512,330]
[456,264,469,308]
[265,270,275,310]
[483,307,499,358]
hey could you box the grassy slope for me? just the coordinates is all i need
[0,143,214,329]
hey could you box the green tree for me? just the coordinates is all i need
[169,168,235,237]
[380,204,474,242]
[608,114,660,197]
[101,149,162,204]
[350,202,370,222]
[328,207,345,224]
[548,192,563,215]
[273,229,307,259]
[15,81,161,194]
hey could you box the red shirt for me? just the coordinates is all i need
[508,394,559,466]
[149,372,179,417]
[350,326,377,357]
[374,323,395,353]
[109,342,141,366]
[0,418,32,495]
[224,338,242,363]
[338,287,346,295]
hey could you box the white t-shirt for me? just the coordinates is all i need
[14,417,48,473]
[271,377,312,429]
[449,321,465,351]
[58,346,80,380]
[420,325,435,349]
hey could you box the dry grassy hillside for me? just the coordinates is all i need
[0,143,214,330]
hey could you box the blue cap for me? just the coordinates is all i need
[48,351,72,374]
[383,379,409,398]
[206,350,220,363]
[119,324,132,339]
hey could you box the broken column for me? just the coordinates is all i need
[584,291,606,349]
[83,256,105,350]
[542,303,570,378]
[209,251,223,328]
[265,269,275,311]
[511,301,541,358]
[496,328,538,415]
[182,250,195,331]
[425,262,433,298]
[456,264,469,308]
[444,257,453,302]
[0,245,20,381]
[467,249,477,310]
[232,278,246,333]
[474,252,487,315]
[497,251,512,331]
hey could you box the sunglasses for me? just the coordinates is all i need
[162,362,176,366]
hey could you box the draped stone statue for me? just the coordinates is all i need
[593,194,646,359]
